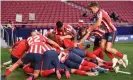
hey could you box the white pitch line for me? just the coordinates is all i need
[117,70,132,75]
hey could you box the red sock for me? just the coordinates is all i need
[74,70,87,76]
[41,69,55,77]
[93,47,103,56]
[4,70,11,77]
[106,52,114,59]
[104,62,113,66]
[81,60,96,68]
[115,52,123,58]
[23,66,34,73]
[99,51,104,60]
[86,51,97,59]
[100,65,113,70]
[79,65,91,71]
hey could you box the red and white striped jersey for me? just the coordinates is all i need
[27,35,53,54]
[91,27,105,38]
[53,24,76,36]
[97,9,116,33]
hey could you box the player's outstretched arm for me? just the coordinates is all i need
[89,12,102,31]
[78,31,91,44]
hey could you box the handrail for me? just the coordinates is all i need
[2,27,10,46]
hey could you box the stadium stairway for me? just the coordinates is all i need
[64,1,88,12]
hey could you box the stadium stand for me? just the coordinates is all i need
[1,1,89,24]
[72,1,133,24]
[1,1,133,28]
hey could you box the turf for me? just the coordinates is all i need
[1,42,133,80]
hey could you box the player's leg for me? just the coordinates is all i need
[1,59,23,80]
[65,59,80,69]
[100,39,107,51]
[71,69,97,76]
[93,38,104,59]
[41,50,61,79]
[105,31,128,67]
[68,52,83,64]
[23,63,34,74]
[2,54,18,68]
[40,51,55,77]
[1,53,33,79]
[29,54,43,79]
[11,54,19,64]
[86,51,105,63]
[71,47,86,57]
[101,33,118,68]
[104,50,114,59]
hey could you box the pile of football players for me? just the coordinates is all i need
[2,2,128,80]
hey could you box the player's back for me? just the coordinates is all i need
[98,9,116,32]
[27,35,47,54]
[12,40,28,58]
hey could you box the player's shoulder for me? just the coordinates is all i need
[64,23,72,28]
[97,9,106,14]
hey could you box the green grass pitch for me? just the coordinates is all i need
[1,42,133,80]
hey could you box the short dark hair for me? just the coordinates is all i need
[56,21,63,28]
[88,2,98,8]
[46,33,56,41]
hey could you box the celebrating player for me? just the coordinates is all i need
[81,2,128,68]
[1,29,63,80]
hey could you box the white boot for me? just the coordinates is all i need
[112,58,118,68]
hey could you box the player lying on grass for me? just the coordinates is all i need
[2,39,28,69]
[23,50,97,78]
[79,2,128,68]
[47,31,127,72]
[1,29,64,80]
[47,33,110,72]
[53,21,106,62]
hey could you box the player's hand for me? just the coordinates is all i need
[60,36,64,40]
[9,48,12,52]
[65,70,71,79]
[87,27,92,32]
[56,69,61,80]
[74,41,78,47]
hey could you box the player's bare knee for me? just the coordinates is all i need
[16,60,23,65]
[40,71,43,77]
[100,44,105,50]
[106,47,111,52]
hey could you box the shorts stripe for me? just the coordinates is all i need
[112,31,116,43]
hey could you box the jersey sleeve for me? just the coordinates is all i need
[65,24,76,37]
[67,25,76,32]
[97,10,103,19]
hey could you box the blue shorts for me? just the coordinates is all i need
[103,31,117,43]
[64,59,80,69]
[21,53,43,70]
[71,47,86,57]
[11,54,19,64]
[67,52,83,64]
[42,50,60,70]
